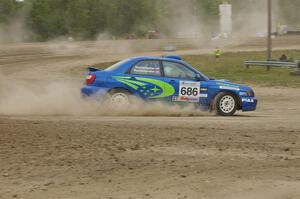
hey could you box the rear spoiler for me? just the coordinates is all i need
[87,66,101,72]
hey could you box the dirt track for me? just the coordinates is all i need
[0,37,300,199]
[1,35,300,80]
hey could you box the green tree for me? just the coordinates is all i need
[28,0,68,40]
[0,0,21,23]
[106,0,157,36]
[65,0,107,39]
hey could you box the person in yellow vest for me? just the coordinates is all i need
[215,47,222,61]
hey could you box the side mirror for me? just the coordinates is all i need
[195,74,202,81]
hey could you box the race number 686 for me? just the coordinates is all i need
[180,87,199,97]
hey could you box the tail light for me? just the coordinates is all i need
[85,74,96,85]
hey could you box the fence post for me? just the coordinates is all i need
[290,60,300,76]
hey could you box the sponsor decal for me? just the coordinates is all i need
[113,76,175,98]
[239,92,247,96]
[179,96,199,102]
[172,96,200,103]
[217,82,239,87]
[242,98,255,103]
[219,85,240,91]
[132,66,161,75]
[217,82,240,91]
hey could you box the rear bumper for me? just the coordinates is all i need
[241,97,257,112]
[81,86,108,97]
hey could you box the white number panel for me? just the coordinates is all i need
[178,81,201,102]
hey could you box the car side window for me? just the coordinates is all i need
[162,61,197,80]
[130,60,162,76]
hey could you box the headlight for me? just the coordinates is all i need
[240,89,255,97]
[246,90,255,97]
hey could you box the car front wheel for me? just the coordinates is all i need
[214,92,238,116]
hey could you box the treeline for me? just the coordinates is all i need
[0,0,299,41]
[0,0,224,41]
[28,0,163,40]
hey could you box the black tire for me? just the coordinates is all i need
[108,89,132,106]
[213,92,238,116]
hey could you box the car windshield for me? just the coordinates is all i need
[105,59,130,71]
[185,63,209,81]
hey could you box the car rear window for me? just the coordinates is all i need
[105,59,130,71]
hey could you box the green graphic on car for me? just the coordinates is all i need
[113,76,175,98]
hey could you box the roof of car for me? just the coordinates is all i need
[128,56,184,63]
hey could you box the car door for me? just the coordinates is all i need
[162,61,205,104]
[121,60,169,100]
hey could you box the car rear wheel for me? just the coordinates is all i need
[214,92,237,116]
[109,89,131,106]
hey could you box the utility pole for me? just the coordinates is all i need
[267,0,272,63]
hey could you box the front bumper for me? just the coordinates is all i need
[241,97,257,112]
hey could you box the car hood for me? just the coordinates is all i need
[208,79,250,91]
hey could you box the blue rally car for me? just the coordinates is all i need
[81,56,257,116]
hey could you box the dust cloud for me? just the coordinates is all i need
[0,14,34,43]
[0,73,207,116]
[160,0,212,40]
[161,0,298,40]
[230,0,298,38]
[232,2,267,37]
[46,36,134,57]
[0,74,92,115]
